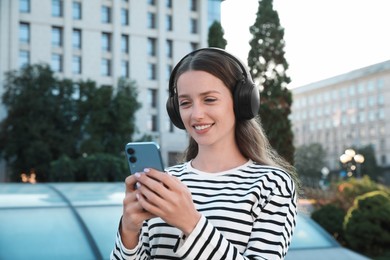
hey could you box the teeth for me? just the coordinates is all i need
[194,124,211,130]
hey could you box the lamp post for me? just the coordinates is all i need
[339,149,365,178]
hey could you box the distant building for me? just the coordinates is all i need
[0,0,224,181]
[291,60,390,173]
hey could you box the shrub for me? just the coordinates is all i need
[49,155,77,182]
[333,176,386,211]
[343,191,390,256]
[311,204,346,242]
[76,153,128,182]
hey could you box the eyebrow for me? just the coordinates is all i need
[178,90,221,99]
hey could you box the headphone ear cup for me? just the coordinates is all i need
[234,81,260,120]
[166,95,185,129]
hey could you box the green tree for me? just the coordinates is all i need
[247,0,294,164]
[0,64,140,182]
[294,143,326,187]
[357,145,382,181]
[80,78,141,155]
[0,64,80,181]
[208,20,227,49]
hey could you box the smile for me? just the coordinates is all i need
[194,124,212,130]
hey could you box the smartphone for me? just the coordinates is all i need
[125,142,164,174]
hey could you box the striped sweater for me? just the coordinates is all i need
[111,160,297,260]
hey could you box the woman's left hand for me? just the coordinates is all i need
[134,168,201,236]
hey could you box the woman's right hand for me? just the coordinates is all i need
[120,173,155,249]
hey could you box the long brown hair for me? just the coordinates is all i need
[172,49,299,189]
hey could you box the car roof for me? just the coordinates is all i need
[0,183,124,260]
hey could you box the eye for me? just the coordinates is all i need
[204,97,217,103]
[179,100,191,107]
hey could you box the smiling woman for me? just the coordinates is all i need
[111,48,300,260]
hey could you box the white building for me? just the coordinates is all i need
[0,0,224,181]
[291,60,390,173]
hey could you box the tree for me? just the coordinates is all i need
[208,21,227,49]
[247,0,294,164]
[294,143,327,187]
[0,64,140,182]
[0,64,80,181]
[357,145,382,181]
[79,78,141,155]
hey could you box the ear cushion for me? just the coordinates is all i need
[166,95,185,129]
[234,79,260,120]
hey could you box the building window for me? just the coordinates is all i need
[101,59,111,76]
[166,40,173,58]
[147,38,156,56]
[148,114,158,132]
[52,0,63,17]
[190,0,197,11]
[121,34,129,53]
[190,18,197,33]
[72,29,82,49]
[121,8,129,25]
[148,89,158,108]
[101,6,111,23]
[166,0,172,8]
[166,64,172,80]
[121,60,129,77]
[147,12,156,29]
[148,63,157,80]
[51,54,63,72]
[19,23,30,44]
[19,50,30,68]
[72,56,82,74]
[102,32,111,52]
[190,42,198,51]
[19,0,30,13]
[166,15,173,31]
[148,0,155,5]
[72,1,82,20]
[52,27,63,47]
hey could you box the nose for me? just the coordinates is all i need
[191,102,205,120]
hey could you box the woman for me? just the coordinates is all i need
[111,48,299,260]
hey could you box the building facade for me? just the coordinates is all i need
[0,0,223,181]
[291,61,390,172]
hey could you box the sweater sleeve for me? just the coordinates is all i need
[174,179,297,260]
[110,220,150,260]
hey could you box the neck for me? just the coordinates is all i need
[192,143,247,173]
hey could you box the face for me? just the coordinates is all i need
[177,70,236,149]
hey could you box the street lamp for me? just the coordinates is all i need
[339,149,365,178]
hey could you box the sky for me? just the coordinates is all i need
[221,0,390,88]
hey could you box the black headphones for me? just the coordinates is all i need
[166,47,260,129]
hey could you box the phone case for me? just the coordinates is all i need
[125,142,164,174]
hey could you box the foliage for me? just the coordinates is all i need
[357,145,382,181]
[247,0,294,164]
[0,64,140,182]
[49,153,128,182]
[208,21,227,49]
[311,204,346,242]
[343,191,390,256]
[294,143,327,187]
[333,175,388,211]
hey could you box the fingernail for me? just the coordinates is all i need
[136,182,141,189]
[143,168,150,173]
[135,172,140,178]
[136,193,140,200]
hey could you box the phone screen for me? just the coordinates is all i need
[125,142,164,174]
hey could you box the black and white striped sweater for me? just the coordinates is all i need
[111,160,297,260]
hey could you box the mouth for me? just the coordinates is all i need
[193,124,213,130]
